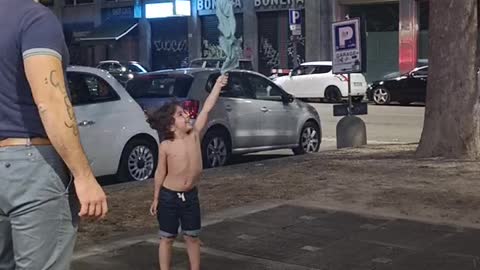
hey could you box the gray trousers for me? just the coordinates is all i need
[0,145,79,270]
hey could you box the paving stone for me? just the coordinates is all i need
[353,220,453,250]
[392,252,479,270]
[236,204,333,229]
[286,239,411,270]
[429,229,480,257]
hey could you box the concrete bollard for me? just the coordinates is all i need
[336,115,367,149]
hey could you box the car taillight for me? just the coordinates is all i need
[335,74,349,82]
[182,100,200,119]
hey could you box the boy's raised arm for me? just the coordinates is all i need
[193,74,228,133]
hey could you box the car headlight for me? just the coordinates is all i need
[127,73,134,80]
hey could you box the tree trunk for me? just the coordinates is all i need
[416,0,480,159]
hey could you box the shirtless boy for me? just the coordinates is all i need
[148,74,229,270]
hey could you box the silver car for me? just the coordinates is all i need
[67,66,159,182]
[126,68,322,168]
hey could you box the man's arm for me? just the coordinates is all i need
[24,55,107,219]
[193,74,229,132]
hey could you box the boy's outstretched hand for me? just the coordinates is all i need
[193,73,229,132]
[215,74,229,90]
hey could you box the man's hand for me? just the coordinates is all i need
[150,199,159,216]
[75,174,108,220]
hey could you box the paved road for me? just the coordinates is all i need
[313,102,425,143]
[237,102,425,161]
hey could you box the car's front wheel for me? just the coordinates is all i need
[117,138,158,182]
[293,121,321,155]
[202,130,231,168]
[373,87,391,105]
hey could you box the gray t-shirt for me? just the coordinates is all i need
[0,0,69,139]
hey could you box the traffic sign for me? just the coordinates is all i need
[331,18,362,74]
[289,9,302,36]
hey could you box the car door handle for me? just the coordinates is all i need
[225,105,232,112]
[261,107,270,112]
[78,120,95,127]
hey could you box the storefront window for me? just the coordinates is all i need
[349,3,399,32]
[175,0,191,16]
[145,3,174,18]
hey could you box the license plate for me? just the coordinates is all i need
[353,82,363,87]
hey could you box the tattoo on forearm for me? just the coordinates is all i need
[64,121,79,136]
[49,70,60,88]
[47,69,79,136]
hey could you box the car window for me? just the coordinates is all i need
[127,64,144,73]
[110,63,124,73]
[413,66,428,76]
[239,61,253,71]
[206,61,220,68]
[292,66,315,76]
[313,65,332,74]
[98,63,111,71]
[126,74,193,98]
[245,74,284,102]
[207,72,254,99]
[67,72,119,106]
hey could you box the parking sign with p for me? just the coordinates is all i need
[289,9,302,35]
[332,18,362,74]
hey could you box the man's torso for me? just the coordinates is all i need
[0,0,69,139]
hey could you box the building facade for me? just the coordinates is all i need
[42,0,429,82]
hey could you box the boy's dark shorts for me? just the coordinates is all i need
[157,186,201,239]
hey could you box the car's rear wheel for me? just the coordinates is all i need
[293,121,321,155]
[373,87,391,105]
[324,86,342,103]
[202,130,231,168]
[117,137,158,182]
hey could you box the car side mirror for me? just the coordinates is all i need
[282,94,294,103]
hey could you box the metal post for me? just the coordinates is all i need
[347,73,352,115]
[291,1,300,68]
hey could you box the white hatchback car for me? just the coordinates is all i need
[66,66,159,182]
[273,61,367,103]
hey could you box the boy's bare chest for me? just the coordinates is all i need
[167,136,202,166]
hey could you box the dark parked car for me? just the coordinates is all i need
[367,66,428,105]
[97,60,148,85]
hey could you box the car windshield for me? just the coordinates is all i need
[292,66,315,76]
[126,74,194,99]
[127,64,146,73]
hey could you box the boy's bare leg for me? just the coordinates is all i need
[159,238,175,270]
[184,236,201,270]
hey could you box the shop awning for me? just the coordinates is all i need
[78,19,138,42]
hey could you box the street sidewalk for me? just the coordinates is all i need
[72,200,480,270]
[72,144,480,269]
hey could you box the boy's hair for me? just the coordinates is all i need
[146,101,181,141]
